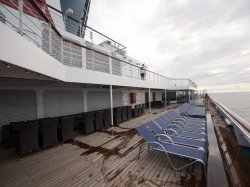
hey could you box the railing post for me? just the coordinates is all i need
[18,0,23,35]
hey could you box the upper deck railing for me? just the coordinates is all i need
[0,0,197,89]
[47,5,126,54]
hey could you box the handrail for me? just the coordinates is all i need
[210,97,250,133]
[47,4,126,50]
[27,0,141,69]
[28,0,173,81]
[27,0,61,37]
[1,0,197,88]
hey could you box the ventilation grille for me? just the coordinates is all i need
[112,58,122,76]
[86,49,110,73]
[63,41,82,67]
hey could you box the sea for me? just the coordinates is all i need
[209,92,250,124]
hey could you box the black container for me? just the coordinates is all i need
[79,112,95,134]
[138,104,142,116]
[127,106,132,120]
[121,106,127,122]
[17,120,39,155]
[103,109,111,128]
[58,116,74,142]
[94,110,104,131]
[39,118,58,149]
[113,107,122,125]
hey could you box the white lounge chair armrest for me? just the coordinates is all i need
[172,121,185,128]
[155,134,174,143]
[167,124,183,131]
[163,128,179,135]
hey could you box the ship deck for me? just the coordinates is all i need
[0,106,206,187]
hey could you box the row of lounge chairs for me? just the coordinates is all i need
[178,102,206,118]
[136,109,208,176]
[2,104,146,156]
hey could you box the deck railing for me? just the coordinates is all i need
[0,0,197,89]
[210,97,250,147]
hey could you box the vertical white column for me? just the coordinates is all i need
[189,90,191,101]
[110,85,113,126]
[18,0,23,35]
[148,88,151,113]
[83,89,88,112]
[35,88,44,119]
[176,91,177,102]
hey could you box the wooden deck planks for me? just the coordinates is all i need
[0,107,205,187]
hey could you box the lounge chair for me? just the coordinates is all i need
[189,100,205,107]
[164,112,206,129]
[155,118,207,140]
[168,110,206,123]
[178,103,206,118]
[159,116,206,134]
[136,125,207,174]
[146,121,207,149]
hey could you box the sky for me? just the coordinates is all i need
[87,0,250,92]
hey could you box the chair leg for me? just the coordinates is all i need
[164,151,205,175]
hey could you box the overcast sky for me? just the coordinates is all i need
[88,0,250,91]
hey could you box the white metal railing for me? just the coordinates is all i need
[210,97,250,147]
[0,0,197,89]
[47,4,127,54]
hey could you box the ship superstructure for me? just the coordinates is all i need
[0,0,196,138]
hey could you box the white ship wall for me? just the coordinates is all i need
[0,83,152,140]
